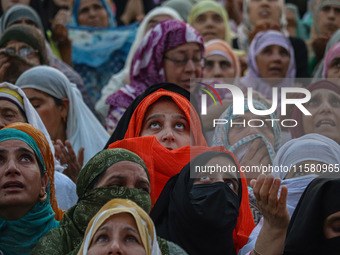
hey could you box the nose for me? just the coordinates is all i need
[212,63,223,78]
[160,127,175,143]
[319,101,332,113]
[5,158,21,176]
[259,0,270,6]
[107,240,123,255]
[88,7,96,17]
[184,58,196,73]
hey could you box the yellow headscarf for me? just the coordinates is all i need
[188,0,232,45]
[78,199,162,255]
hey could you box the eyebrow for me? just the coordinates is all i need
[172,49,201,54]
[123,226,139,234]
[0,147,34,155]
[27,97,43,101]
[97,226,111,233]
[326,216,340,224]
[145,114,188,123]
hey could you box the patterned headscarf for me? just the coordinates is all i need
[213,99,281,163]
[188,0,232,44]
[31,148,152,255]
[0,128,59,255]
[78,199,161,255]
[106,19,204,110]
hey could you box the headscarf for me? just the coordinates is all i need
[105,19,204,132]
[0,23,48,65]
[0,4,44,36]
[0,82,78,210]
[3,122,64,220]
[104,82,199,147]
[273,133,340,214]
[188,0,232,45]
[15,65,109,165]
[205,39,241,78]
[162,0,194,22]
[124,88,207,147]
[237,0,288,50]
[72,0,115,28]
[213,99,281,164]
[284,174,340,254]
[313,29,340,79]
[243,30,296,100]
[0,128,59,255]
[78,199,161,255]
[31,148,152,255]
[322,41,340,77]
[95,6,182,119]
[290,80,340,138]
[150,150,254,254]
[285,3,308,40]
[108,136,255,251]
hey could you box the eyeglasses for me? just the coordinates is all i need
[2,46,38,59]
[164,56,203,67]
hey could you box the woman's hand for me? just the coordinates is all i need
[54,139,84,183]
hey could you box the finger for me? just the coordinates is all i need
[268,178,281,209]
[259,174,274,204]
[252,174,266,202]
[78,147,85,167]
[278,185,288,212]
[250,179,257,188]
[65,140,77,159]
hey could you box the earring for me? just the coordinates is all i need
[39,192,47,202]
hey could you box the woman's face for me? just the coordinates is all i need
[163,42,202,92]
[22,88,68,142]
[0,139,47,219]
[317,4,340,37]
[228,111,275,147]
[248,0,281,26]
[88,213,146,255]
[1,0,30,13]
[192,11,225,42]
[145,14,172,33]
[203,54,236,78]
[327,56,340,87]
[194,156,239,194]
[140,99,192,150]
[255,45,290,79]
[95,161,151,194]
[77,0,109,28]
[285,7,297,37]
[302,89,340,143]
[0,100,26,129]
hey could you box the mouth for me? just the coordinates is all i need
[316,119,336,128]
[268,67,283,75]
[2,181,24,190]
[258,9,271,18]
[166,147,173,151]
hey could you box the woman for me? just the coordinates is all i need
[0,126,59,254]
[16,66,109,177]
[203,39,240,79]
[0,82,77,210]
[290,80,340,144]
[188,0,232,44]
[32,148,184,255]
[284,174,340,254]
[78,199,162,255]
[285,3,308,40]
[321,41,340,86]
[239,133,340,255]
[243,30,296,101]
[150,150,254,254]
[105,19,204,133]
[0,4,94,111]
[67,0,136,105]
[95,6,182,120]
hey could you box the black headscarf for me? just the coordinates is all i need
[150,151,242,255]
[284,174,340,255]
[104,82,201,148]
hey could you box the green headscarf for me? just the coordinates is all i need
[31,148,152,255]
[188,0,232,45]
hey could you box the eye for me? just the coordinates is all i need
[331,97,340,107]
[321,5,331,12]
[279,48,290,57]
[220,61,232,68]
[150,122,161,129]
[199,175,211,183]
[261,47,272,55]
[306,97,319,107]
[93,3,104,10]
[213,14,223,23]
[95,234,110,243]
[137,184,151,194]
[204,60,214,68]
[329,58,340,69]
[174,122,185,130]
[20,154,34,163]
[79,7,89,14]
[225,181,234,189]
[195,14,206,23]
[32,104,41,109]
[125,235,139,243]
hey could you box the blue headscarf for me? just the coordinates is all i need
[212,99,281,164]
[0,129,59,255]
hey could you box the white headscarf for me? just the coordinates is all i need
[16,66,109,165]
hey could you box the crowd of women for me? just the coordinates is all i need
[0,0,340,254]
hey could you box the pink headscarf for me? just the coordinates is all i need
[322,41,340,78]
